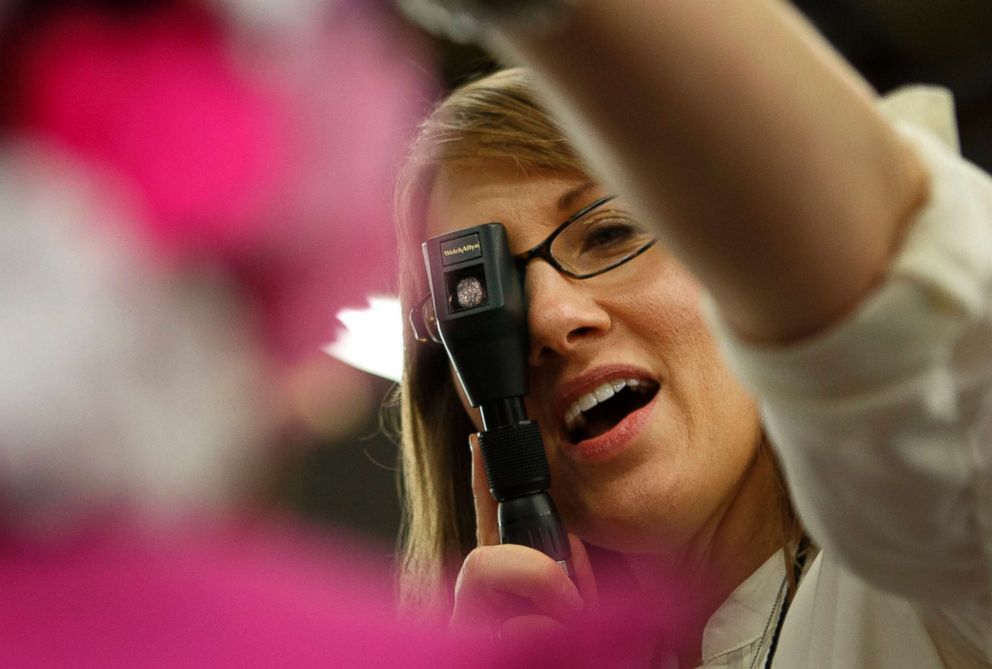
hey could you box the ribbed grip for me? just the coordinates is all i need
[499,493,571,562]
[477,421,549,501]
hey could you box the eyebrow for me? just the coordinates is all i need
[556,181,597,213]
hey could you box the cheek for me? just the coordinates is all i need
[616,259,706,343]
[631,263,753,421]
[661,302,761,475]
[657,314,763,523]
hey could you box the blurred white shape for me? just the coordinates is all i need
[325,296,404,383]
[0,141,269,533]
[210,0,334,33]
[879,85,960,153]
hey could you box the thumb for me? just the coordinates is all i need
[469,433,500,546]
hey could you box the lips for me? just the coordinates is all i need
[553,368,660,461]
[563,377,658,436]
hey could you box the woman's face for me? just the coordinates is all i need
[425,162,764,555]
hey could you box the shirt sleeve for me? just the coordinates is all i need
[702,88,992,644]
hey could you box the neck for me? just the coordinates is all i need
[593,444,786,667]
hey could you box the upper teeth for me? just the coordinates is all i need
[564,378,648,432]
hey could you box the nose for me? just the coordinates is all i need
[525,261,611,366]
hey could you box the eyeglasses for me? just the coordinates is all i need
[410,194,656,344]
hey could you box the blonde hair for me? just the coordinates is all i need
[392,68,590,617]
[392,68,805,618]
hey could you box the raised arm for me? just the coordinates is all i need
[448,0,930,343]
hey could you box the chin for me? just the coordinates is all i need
[556,467,691,557]
[580,520,675,555]
[559,496,674,555]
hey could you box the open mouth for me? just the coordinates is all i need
[563,378,660,443]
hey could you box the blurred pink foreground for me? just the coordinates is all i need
[0,518,465,667]
[0,2,684,665]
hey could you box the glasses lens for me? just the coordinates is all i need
[551,202,654,276]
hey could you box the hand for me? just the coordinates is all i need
[449,433,598,641]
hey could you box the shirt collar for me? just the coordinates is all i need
[700,550,786,663]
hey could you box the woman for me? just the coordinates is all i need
[397,67,805,660]
[396,2,992,667]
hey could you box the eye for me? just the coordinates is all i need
[578,217,641,252]
[549,202,655,276]
[569,212,651,261]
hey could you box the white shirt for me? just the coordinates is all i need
[699,88,992,669]
[696,549,793,669]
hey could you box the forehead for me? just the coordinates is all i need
[424,162,605,248]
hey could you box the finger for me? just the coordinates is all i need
[567,534,600,609]
[469,432,499,546]
[451,544,585,629]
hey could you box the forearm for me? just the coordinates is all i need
[484,0,929,342]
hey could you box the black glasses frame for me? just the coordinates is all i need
[410,194,655,344]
